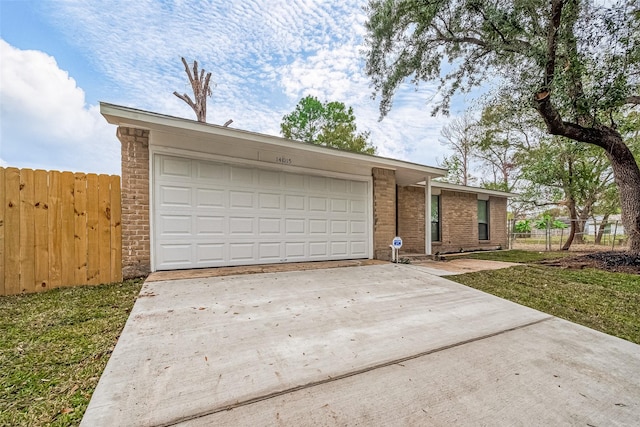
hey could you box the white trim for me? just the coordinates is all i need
[425,176,432,255]
[101,102,447,180]
[150,145,372,182]
[428,181,517,198]
[149,149,156,272]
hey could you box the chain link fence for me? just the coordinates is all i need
[507,218,627,251]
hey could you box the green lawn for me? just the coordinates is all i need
[0,280,143,426]
[449,264,640,344]
[448,249,574,263]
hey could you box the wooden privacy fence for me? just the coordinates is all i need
[0,167,122,296]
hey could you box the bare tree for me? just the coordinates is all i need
[438,115,477,186]
[173,57,212,122]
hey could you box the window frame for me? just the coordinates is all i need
[431,194,441,242]
[478,199,489,241]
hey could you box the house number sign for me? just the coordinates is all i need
[276,156,292,165]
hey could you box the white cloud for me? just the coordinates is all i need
[0,40,119,174]
[20,0,457,169]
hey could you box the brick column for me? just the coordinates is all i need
[117,127,151,279]
[372,168,396,260]
[397,186,425,253]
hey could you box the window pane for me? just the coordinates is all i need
[431,195,439,222]
[478,223,488,240]
[477,200,488,223]
[431,222,440,242]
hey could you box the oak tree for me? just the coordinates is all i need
[364,0,640,253]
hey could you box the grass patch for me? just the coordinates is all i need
[449,265,640,344]
[0,280,143,426]
[449,249,574,263]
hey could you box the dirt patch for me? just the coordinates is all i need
[539,251,640,274]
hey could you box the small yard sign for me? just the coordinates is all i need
[392,236,403,249]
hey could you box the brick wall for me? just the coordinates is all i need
[489,196,508,248]
[434,190,507,253]
[397,186,425,253]
[372,168,396,260]
[117,127,151,279]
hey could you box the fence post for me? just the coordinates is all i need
[612,220,619,250]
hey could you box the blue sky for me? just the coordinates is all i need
[0,0,465,175]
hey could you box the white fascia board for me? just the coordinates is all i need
[100,102,447,181]
[421,180,518,198]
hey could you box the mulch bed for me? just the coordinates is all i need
[539,251,640,274]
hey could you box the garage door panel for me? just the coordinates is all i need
[351,241,367,256]
[258,170,280,187]
[230,166,254,185]
[158,244,192,266]
[331,241,348,256]
[258,242,281,260]
[331,199,348,213]
[285,242,305,258]
[196,243,225,263]
[285,195,305,210]
[331,220,348,234]
[258,217,281,234]
[160,157,191,178]
[154,155,370,270]
[285,218,305,234]
[196,188,225,208]
[159,186,192,207]
[158,215,192,236]
[197,161,226,181]
[258,193,281,209]
[309,242,328,257]
[309,219,328,234]
[230,191,254,208]
[196,216,225,235]
[230,243,255,261]
[229,217,254,234]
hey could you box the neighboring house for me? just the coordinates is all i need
[101,103,514,278]
[583,214,626,237]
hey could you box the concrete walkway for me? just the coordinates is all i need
[82,264,640,426]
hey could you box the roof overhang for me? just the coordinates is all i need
[420,180,518,198]
[100,103,446,185]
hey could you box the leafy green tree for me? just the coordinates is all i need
[364,0,640,254]
[281,96,376,154]
[522,137,615,249]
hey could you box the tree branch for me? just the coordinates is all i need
[626,95,640,105]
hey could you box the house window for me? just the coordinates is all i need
[478,199,489,240]
[431,195,440,242]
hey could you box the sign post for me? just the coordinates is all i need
[392,236,403,263]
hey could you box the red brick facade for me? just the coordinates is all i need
[117,127,151,279]
[397,186,425,253]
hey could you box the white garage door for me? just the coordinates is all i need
[153,154,371,270]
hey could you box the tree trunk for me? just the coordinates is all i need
[594,213,610,245]
[602,135,640,255]
[561,200,577,251]
[534,97,640,255]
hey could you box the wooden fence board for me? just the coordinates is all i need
[34,170,49,292]
[98,174,112,283]
[1,167,122,295]
[19,169,36,294]
[48,171,62,288]
[60,172,75,286]
[0,168,5,296]
[5,168,21,295]
[74,173,88,284]
[86,174,100,285]
[110,175,123,282]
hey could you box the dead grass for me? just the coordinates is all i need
[0,280,143,426]
[449,265,640,344]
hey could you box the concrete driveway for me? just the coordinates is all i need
[81,264,640,426]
